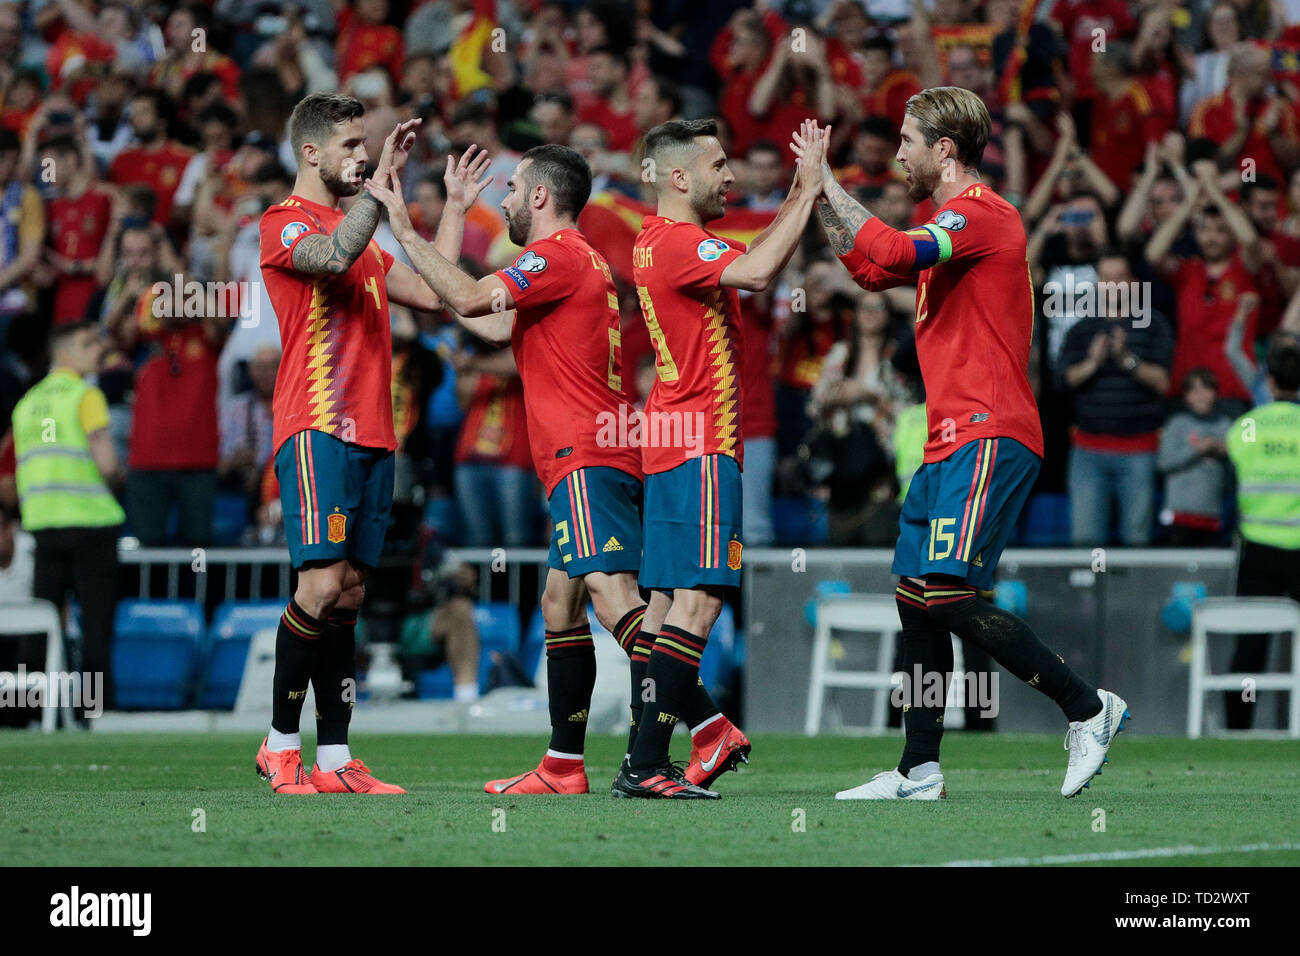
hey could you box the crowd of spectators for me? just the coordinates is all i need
[2,0,1300,559]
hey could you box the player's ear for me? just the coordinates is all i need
[532,182,548,210]
[301,142,318,168]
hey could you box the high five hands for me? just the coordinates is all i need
[790,119,832,201]
[363,145,493,241]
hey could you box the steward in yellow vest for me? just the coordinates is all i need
[11,322,123,718]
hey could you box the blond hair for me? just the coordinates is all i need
[904,87,990,170]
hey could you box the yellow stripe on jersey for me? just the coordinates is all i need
[704,290,738,456]
[306,283,339,434]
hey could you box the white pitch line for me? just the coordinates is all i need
[908,842,1300,867]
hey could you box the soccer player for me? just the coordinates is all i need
[797,90,1129,800]
[609,119,828,799]
[255,92,487,794]
[365,145,698,794]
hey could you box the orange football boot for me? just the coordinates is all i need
[310,759,407,794]
[484,762,590,795]
[255,737,318,794]
[685,718,751,789]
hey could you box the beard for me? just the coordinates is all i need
[321,161,364,199]
[691,181,727,223]
[506,203,532,246]
[906,163,936,203]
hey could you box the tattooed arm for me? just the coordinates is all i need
[290,193,383,276]
[815,175,875,256]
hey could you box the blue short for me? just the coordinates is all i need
[548,466,643,577]
[642,454,743,591]
[893,437,1039,591]
[275,429,394,570]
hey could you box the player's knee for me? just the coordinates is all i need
[921,574,976,630]
[540,582,583,631]
[298,578,344,618]
[336,583,366,612]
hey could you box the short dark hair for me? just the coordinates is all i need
[859,116,896,141]
[862,34,894,57]
[520,144,592,217]
[1241,173,1281,202]
[646,75,683,118]
[288,92,365,157]
[589,44,630,72]
[181,71,221,103]
[1266,334,1300,391]
[197,102,239,130]
[251,160,292,186]
[49,320,97,354]
[41,135,80,157]
[1183,367,1218,393]
[644,118,719,167]
[746,139,782,161]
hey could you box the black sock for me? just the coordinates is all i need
[611,607,648,755]
[313,607,358,746]
[272,597,323,736]
[627,630,655,757]
[682,675,721,731]
[544,624,596,756]
[923,577,1100,723]
[895,580,952,775]
[628,626,705,772]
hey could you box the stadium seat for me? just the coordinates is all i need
[212,493,251,545]
[112,600,205,710]
[1017,493,1070,546]
[804,578,852,627]
[772,495,829,545]
[698,604,737,701]
[805,594,900,735]
[197,601,285,709]
[520,605,546,682]
[1187,598,1300,738]
[415,666,455,699]
[474,602,522,693]
[1162,581,1208,634]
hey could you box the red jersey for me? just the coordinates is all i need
[259,195,397,454]
[838,184,1042,463]
[453,372,533,470]
[633,217,747,475]
[108,141,195,225]
[337,9,404,84]
[576,100,640,153]
[1052,0,1135,101]
[48,187,112,324]
[1189,92,1298,190]
[741,295,777,440]
[494,228,641,494]
[1090,80,1164,190]
[1169,256,1258,403]
[128,322,220,470]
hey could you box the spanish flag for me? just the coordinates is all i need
[450,0,497,98]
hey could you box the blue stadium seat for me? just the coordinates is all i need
[1017,493,1071,546]
[805,578,852,627]
[416,666,455,699]
[698,604,737,701]
[772,496,829,545]
[112,600,205,709]
[520,605,546,681]
[197,600,284,709]
[474,602,522,692]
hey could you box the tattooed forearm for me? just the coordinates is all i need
[817,177,874,256]
[291,192,382,275]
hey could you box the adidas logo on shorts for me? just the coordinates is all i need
[602,537,623,552]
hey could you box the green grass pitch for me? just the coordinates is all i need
[3,732,1298,866]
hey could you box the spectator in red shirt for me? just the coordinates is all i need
[717,10,778,160]
[859,34,922,133]
[113,289,228,547]
[147,4,241,105]
[1052,0,1137,111]
[1189,43,1300,189]
[338,0,405,87]
[748,28,836,169]
[38,136,114,326]
[107,90,195,230]
[1090,42,1167,190]
[1239,175,1300,338]
[575,46,639,153]
[1146,160,1263,413]
[835,116,907,193]
[633,74,681,136]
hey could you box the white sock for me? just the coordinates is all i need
[907,761,941,781]
[267,729,301,753]
[689,713,723,737]
[545,749,583,762]
[454,682,479,702]
[316,744,351,772]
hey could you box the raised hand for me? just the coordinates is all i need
[444,144,493,210]
[372,117,423,186]
[364,169,415,241]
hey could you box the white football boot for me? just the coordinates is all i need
[1062,689,1131,798]
[835,769,946,800]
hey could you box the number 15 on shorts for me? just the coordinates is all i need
[928,518,956,561]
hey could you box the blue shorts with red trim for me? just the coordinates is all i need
[275,429,394,570]
[641,454,743,591]
[548,466,643,577]
[893,437,1040,591]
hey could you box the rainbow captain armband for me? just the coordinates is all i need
[904,224,953,270]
